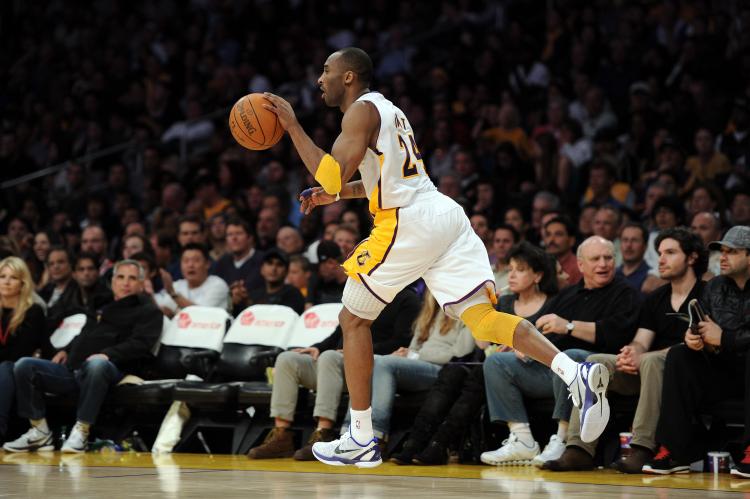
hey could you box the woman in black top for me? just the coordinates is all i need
[0,256,46,440]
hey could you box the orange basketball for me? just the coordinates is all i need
[228,93,284,150]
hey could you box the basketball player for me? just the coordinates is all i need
[263,47,610,468]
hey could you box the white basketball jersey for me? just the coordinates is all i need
[356,92,436,214]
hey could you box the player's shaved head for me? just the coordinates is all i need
[335,47,373,86]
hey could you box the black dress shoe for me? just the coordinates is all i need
[542,446,595,471]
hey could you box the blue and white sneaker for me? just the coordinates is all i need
[568,362,610,443]
[311,431,382,468]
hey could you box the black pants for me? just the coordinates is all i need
[406,363,486,448]
[655,345,746,463]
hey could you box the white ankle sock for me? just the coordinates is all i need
[551,352,578,386]
[349,407,374,444]
[508,422,534,447]
[30,419,49,434]
[556,421,568,441]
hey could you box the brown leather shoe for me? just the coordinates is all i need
[247,427,294,459]
[542,446,595,471]
[293,428,338,461]
[616,445,654,474]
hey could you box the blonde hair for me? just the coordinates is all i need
[0,256,35,334]
[413,290,456,344]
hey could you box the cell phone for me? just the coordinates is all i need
[688,298,707,334]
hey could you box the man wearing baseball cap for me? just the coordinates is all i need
[644,226,750,475]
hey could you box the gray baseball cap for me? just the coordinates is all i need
[708,226,750,251]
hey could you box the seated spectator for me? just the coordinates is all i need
[247,287,420,461]
[643,196,684,283]
[306,241,346,308]
[3,259,162,453]
[207,213,228,261]
[30,230,60,289]
[256,207,281,251]
[480,236,639,467]
[194,174,231,221]
[38,247,82,334]
[391,242,558,466]
[644,226,750,476]
[304,221,338,265]
[157,243,230,317]
[730,191,750,226]
[286,255,311,299]
[616,222,661,294]
[582,160,633,210]
[681,128,731,196]
[121,233,153,260]
[690,211,723,277]
[340,289,477,444]
[470,214,493,257]
[503,207,530,242]
[492,224,520,296]
[275,226,305,257]
[167,215,207,280]
[242,248,304,314]
[214,217,263,314]
[80,226,112,276]
[332,225,359,258]
[0,257,46,443]
[547,228,707,473]
[73,253,113,311]
[592,205,623,266]
[542,216,581,286]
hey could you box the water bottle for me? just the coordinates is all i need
[58,426,68,450]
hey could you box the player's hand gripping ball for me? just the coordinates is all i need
[229,93,284,150]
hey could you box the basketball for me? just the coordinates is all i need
[228,93,284,150]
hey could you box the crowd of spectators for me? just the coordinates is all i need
[1,0,750,476]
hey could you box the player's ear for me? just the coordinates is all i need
[344,70,354,85]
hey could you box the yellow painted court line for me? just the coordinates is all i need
[0,452,745,493]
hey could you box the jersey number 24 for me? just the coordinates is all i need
[398,133,424,178]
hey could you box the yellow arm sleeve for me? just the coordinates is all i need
[314,154,342,195]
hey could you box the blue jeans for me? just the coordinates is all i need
[483,349,591,423]
[0,361,15,437]
[14,357,124,425]
[343,355,442,438]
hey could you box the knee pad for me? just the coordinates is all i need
[342,278,387,321]
[460,303,523,347]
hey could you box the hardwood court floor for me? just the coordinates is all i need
[0,452,748,498]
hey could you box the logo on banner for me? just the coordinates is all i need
[304,313,320,328]
[241,311,255,326]
[178,312,192,329]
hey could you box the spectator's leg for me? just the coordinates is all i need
[631,350,667,451]
[408,364,471,449]
[270,351,317,424]
[250,351,317,459]
[483,352,550,426]
[14,358,77,421]
[370,355,442,440]
[0,361,15,437]
[743,349,750,449]
[655,345,711,463]
[75,358,123,425]
[313,350,345,427]
[433,365,486,444]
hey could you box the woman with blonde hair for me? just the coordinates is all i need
[0,256,46,441]
[341,288,477,444]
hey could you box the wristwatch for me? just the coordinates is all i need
[566,321,575,334]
